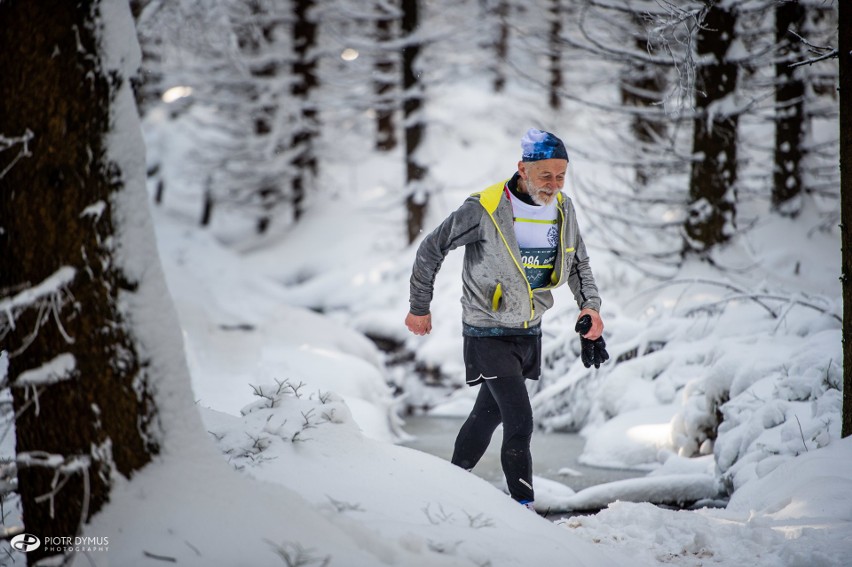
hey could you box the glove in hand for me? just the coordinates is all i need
[575,315,610,369]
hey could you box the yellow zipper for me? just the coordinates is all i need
[485,211,535,327]
[540,205,566,289]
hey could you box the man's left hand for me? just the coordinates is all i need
[577,308,603,340]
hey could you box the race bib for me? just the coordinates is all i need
[520,247,556,289]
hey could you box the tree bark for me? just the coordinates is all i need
[402,0,428,244]
[291,0,319,222]
[493,0,509,93]
[839,0,852,438]
[772,1,806,215]
[375,3,398,151]
[0,1,157,563]
[685,2,738,254]
[548,0,563,110]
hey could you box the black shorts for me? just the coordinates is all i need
[463,334,541,386]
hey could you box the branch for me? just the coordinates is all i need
[684,293,841,323]
[0,266,75,315]
[628,278,780,318]
[787,29,838,68]
[0,129,34,179]
[788,49,839,69]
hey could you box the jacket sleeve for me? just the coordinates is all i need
[566,203,602,312]
[409,198,483,316]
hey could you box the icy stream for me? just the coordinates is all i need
[399,414,643,493]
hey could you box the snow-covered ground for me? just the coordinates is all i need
[76,67,846,565]
[2,5,848,564]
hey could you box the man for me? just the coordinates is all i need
[405,128,607,511]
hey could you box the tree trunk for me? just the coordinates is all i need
[200,180,214,227]
[0,1,157,563]
[291,0,319,223]
[402,0,428,244]
[772,1,806,215]
[685,2,738,254]
[129,0,164,114]
[485,0,510,93]
[839,0,852,438]
[548,0,563,110]
[375,3,398,151]
[620,12,668,186]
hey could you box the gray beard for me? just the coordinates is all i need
[524,181,556,206]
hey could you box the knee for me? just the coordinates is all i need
[505,411,533,440]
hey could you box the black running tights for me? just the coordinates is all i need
[451,376,534,502]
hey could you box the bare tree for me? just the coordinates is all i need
[619,10,669,186]
[135,0,303,235]
[290,0,320,227]
[0,1,159,563]
[480,0,510,93]
[684,1,738,254]
[130,0,167,114]
[548,0,564,110]
[402,0,428,244]
[772,1,806,215]
[374,1,399,151]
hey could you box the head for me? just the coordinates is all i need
[518,129,569,206]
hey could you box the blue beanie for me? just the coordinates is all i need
[521,128,569,162]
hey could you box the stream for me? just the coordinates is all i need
[399,414,643,494]
[374,336,644,512]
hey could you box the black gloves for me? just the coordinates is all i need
[575,314,609,369]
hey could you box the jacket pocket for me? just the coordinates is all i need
[491,282,503,312]
[563,247,576,269]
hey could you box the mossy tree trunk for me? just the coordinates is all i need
[0,1,158,563]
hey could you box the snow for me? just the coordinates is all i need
[15,353,75,386]
[1,3,847,567]
[559,437,852,567]
[79,201,107,220]
[0,266,75,315]
[578,405,681,470]
[94,89,845,564]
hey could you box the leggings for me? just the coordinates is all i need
[451,376,534,502]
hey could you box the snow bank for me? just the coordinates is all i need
[560,437,852,566]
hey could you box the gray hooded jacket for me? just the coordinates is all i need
[409,178,601,330]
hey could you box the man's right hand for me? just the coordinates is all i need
[405,312,432,336]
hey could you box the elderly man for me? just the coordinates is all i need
[405,128,607,511]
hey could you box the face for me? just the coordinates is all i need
[518,159,567,206]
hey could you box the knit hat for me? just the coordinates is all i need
[520,128,569,162]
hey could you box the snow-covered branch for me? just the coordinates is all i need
[16,353,76,387]
[630,278,841,324]
[0,266,75,315]
[684,292,841,323]
[17,451,92,549]
[0,266,76,356]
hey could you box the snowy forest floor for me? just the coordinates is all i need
[1,63,849,567]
